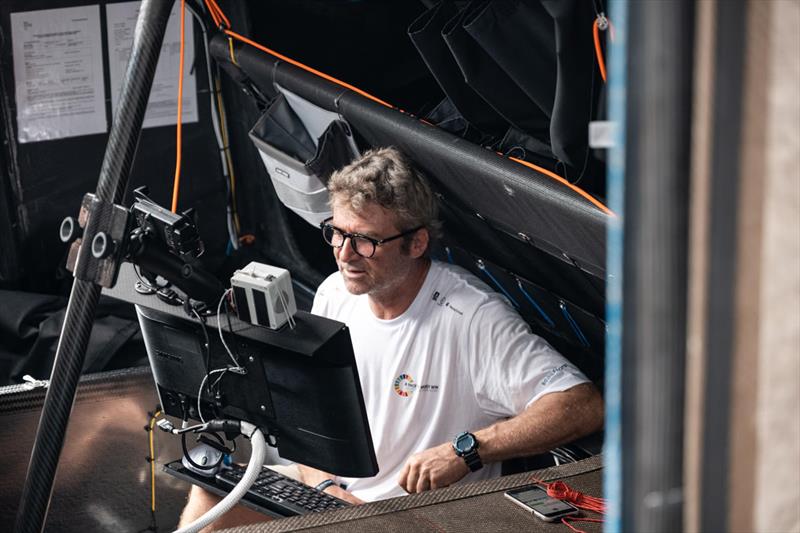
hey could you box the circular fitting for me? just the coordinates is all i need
[91,232,111,259]
[59,217,80,243]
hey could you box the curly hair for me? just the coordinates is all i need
[327,147,443,240]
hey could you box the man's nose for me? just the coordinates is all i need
[337,236,358,261]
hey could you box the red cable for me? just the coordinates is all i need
[545,480,606,513]
[529,476,606,532]
[562,516,605,533]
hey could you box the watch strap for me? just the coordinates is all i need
[462,449,483,472]
[314,479,336,492]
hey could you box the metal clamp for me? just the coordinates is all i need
[62,193,132,288]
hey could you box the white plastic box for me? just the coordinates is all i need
[230,262,296,330]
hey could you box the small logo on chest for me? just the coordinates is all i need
[393,373,440,398]
[393,373,417,397]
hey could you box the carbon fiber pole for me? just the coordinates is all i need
[621,1,694,531]
[14,1,175,531]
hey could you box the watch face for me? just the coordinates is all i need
[455,432,476,453]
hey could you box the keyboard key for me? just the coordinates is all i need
[215,464,350,517]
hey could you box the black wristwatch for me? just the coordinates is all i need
[452,431,483,472]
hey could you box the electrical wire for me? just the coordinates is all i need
[216,289,241,368]
[190,307,211,370]
[181,431,224,472]
[196,368,227,423]
[276,288,296,329]
[185,2,240,250]
[214,76,242,242]
[200,1,615,216]
[149,410,161,513]
[139,409,162,533]
[172,0,188,213]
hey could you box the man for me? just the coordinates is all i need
[180,147,603,527]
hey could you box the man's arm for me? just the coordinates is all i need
[296,464,365,504]
[397,382,604,493]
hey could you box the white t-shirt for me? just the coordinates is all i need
[311,260,589,502]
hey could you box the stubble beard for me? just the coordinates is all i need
[338,256,413,299]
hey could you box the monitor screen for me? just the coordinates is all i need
[137,305,378,478]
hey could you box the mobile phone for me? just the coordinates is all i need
[504,484,579,522]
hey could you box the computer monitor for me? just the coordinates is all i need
[136,305,378,478]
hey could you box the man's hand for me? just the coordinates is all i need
[398,441,469,493]
[296,463,365,505]
[324,485,365,505]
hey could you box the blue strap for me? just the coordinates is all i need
[477,260,520,309]
[445,246,455,264]
[559,300,590,348]
[516,278,555,328]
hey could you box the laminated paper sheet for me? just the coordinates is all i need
[106,1,198,129]
[11,6,107,143]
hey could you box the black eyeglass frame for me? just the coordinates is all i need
[320,218,424,258]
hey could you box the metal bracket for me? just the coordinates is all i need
[64,193,131,288]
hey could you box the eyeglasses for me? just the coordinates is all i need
[320,218,423,258]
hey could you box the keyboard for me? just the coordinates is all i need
[216,463,350,516]
[163,460,349,518]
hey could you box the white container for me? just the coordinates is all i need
[230,262,296,330]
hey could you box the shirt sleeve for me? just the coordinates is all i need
[310,272,339,317]
[465,295,590,418]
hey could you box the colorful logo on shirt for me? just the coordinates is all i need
[393,373,417,397]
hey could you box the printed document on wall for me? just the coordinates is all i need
[11,6,107,143]
[106,1,198,129]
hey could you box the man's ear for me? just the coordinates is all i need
[409,228,429,259]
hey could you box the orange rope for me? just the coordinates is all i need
[509,156,614,216]
[592,19,607,82]
[593,16,615,83]
[204,0,229,29]
[205,0,219,27]
[209,3,612,217]
[223,30,395,109]
[171,0,186,213]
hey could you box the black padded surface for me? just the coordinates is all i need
[209,34,609,279]
[222,455,603,533]
[0,367,186,532]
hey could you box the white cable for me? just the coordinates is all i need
[216,289,241,368]
[276,288,296,329]
[196,368,228,423]
[173,422,266,533]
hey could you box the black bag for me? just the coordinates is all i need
[249,89,359,226]
[441,1,550,140]
[408,0,507,135]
